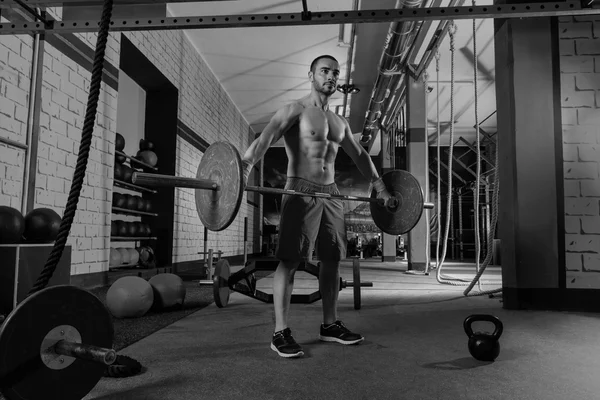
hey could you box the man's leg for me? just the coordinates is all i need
[318,260,340,326]
[273,260,300,332]
[317,194,364,345]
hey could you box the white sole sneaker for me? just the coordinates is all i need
[318,335,364,345]
[270,342,305,358]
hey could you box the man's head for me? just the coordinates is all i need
[308,55,340,96]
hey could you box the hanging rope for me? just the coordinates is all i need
[28,0,114,295]
[435,51,441,271]
[432,16,502,297]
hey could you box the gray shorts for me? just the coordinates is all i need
[275,177,347,262]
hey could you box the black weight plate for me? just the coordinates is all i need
[0,285,113,400]
[195,142,243,232]
[369,170,425,235]
[353,259,361,310]
[213,259,231,308]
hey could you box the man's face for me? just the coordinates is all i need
[309,58,340,96]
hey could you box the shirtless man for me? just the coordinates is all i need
[241,55,393,358]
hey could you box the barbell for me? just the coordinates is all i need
[0,285,116,400]
[132,141,434,236]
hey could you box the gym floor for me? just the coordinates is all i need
[83,260,600,400]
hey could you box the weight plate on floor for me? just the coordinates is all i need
[369,170,425,235]
[353,259,361,310]
[195,141,244,232]
[213,259,231,308]
[0,285,114,400]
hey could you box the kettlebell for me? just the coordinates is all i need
[463,314,503,362]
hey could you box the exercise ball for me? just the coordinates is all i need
[115,133,125,151]
[23,208,61,243]
[139,139,154,151]
[137,246,155,268]
[106,276,154,318]
[128,248,139,265]
[137,150,158,167]
[109,248,122,267]
[148,273,186,310]
[0,206,25,244]
[117,247,130,264]
[122,166,133,183]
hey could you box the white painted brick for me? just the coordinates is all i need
[562,179,579,197]
[563,162,597,179]
[577,39,600,56]
[2,181,21,196]
[54,193,68,208]
[49,147,68,165]
[4,81,27,106]
[35,188,54,206]
[562,89,595,107]
[563,144,578,161]
[51,89,68,108]
[563,125,600,143]
[566,252,582,271]
[561,22,593,39]
[583,254,600,272]
[575,73,600,90]
[558,39,575,56]
[581,180,600,196]
[578,108,600,125]
[582,216,600,233]
[565,198,599,215]
[579,145,600,163]
[44,69,61,89]
[71,251,85,265]
[47,176,65,192]
[0,96,15,117]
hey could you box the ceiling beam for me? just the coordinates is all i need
[2,1,597,33]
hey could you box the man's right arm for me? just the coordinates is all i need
[241,104,299,183]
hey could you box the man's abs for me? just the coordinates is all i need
[283,106,345,185]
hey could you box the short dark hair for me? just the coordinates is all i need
[310,55,339,73]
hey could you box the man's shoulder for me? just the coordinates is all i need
[278,101,305,118]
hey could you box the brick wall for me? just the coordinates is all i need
[0,34,34,210]
[560,15,600,288]
[120,29,258,265]
[1,13,258,276]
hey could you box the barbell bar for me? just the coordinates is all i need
[130,141,433,235]
[132,172,434,210]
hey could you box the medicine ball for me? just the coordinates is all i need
[109,248,122,267]
[115,220,127,237]
[128,248,139,265]
[136,197,145,211]
[106,276,154,318]
[115,193,126,209]
[139,139,154,151]
[137,150,158,168]
[122,166,133,183]
[149,273,186,310]
[115,153,127,164]
[23,208,61,243]
[115,133,125,152]
[126,195,137,210]
[144,199,152,213]
[0,206,25,244]
[113,192,124,209]
[126,222,137,237]
[137,246,155,269]
[117,247,130,265]
[111,220,118,236]
[114,163,123,181]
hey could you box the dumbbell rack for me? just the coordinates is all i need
[110,150,159,270]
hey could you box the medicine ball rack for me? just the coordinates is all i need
[110,148,159,270]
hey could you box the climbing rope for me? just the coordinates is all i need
[28,0,114,295]
[434,19,501,295]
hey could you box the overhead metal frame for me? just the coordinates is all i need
[1,1,598,34]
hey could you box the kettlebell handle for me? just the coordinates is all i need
[463,314,503,340]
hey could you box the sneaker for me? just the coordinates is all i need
[270,328,305,358]
[319,320,364,345]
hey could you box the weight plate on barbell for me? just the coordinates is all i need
[213,259,231,308]
[195,141,244,232]
[0,285,114,400]
[369,170,425,236]
[352,259,361,310]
